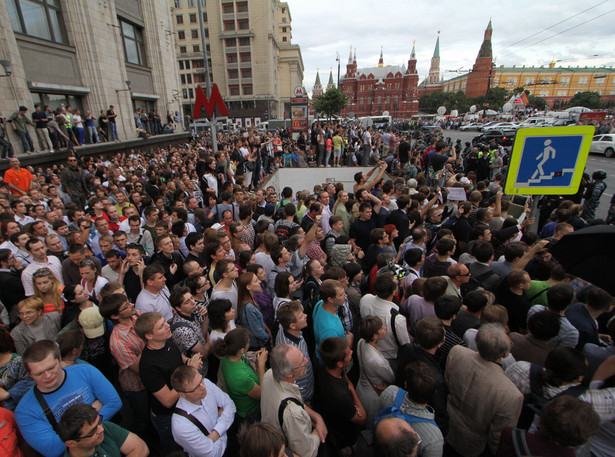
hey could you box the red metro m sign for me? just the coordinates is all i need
[192,84,229,119]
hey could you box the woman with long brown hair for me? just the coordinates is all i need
[236,272,271,350]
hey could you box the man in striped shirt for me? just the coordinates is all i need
[100,293,148,439]
[274,301,314,403]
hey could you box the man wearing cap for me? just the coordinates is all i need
[14,340,121,457]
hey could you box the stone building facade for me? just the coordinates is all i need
[0,0,180,152]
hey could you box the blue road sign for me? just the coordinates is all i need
[505,126,595,195]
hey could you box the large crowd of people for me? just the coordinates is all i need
[0,119,613,457]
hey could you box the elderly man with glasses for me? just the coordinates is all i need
[261,344,327,457]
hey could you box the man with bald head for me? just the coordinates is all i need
[443,264,470,299]
[374,417,420,457]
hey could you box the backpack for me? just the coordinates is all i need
[517,363,587,429]
[375,388,437,428]
[460,269,499,296]
[275,224,291,242]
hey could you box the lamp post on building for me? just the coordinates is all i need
[197,0,218,152]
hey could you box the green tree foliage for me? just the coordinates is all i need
[527,95,548,110]
[313,88,348,119]
[566,91,602,109]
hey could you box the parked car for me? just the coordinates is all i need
[420,125,442,134]
[460,122,484,131]
[589,134,615,158]
[483,122,520,132]
[472,129,516,147]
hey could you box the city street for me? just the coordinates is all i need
[442,129,613,220]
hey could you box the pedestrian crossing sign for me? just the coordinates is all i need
[505,125,595,195]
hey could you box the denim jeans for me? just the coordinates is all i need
[87,126,99,143]
[17,130,34,152]
[75,127,85,145]
[150,410,181,455]
[109,122,119,140]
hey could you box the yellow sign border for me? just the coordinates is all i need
[504,126,595,195]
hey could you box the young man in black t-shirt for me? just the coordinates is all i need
[315,337,366,451]
[135,311,202,455]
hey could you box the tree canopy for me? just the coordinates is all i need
[313,88,348,119]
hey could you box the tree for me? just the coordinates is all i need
[527,95,548,110]
[566,91,602,109]
[485,87,509,110]
[313,88,347,119]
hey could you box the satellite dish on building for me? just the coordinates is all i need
[382,110,390,116]
[437,106,446,115]
[450,110,458,117]
[503,103,513,113]
[470,105,477,113]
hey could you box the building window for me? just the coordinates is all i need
[8,0,68,44]
[539,90,549,97]
[193,60,204,68]
[239,37,250,46]
[223,4,234,13]
[542,77,552,84]
[189,13,197,23]
[237,2,248,12]
[506,77,517,87]
[238,20,249,30]
[176,15,183,24]
[194,73,205,83]
[282,36,287,42]
[282,27,287,32]
[179,46,187,54]
[559,77,570,85]
[191,29,198,39]
[120,19,146,66]
[228,69,238,79]
[240,53,251,63]
[193,45,200,52]
[224,21,235,31]
[578,76,588,85]
[386,96,390,104]
[493,77,499,86]
[524,77,535,85]
[225,38,236,47]
[595,76,605,85]
[241,69,252,78]
[189,88,194,98]
[202,13,207,22]
[186,74,192,84]
[188,0,194,7]
[179,61,184,70]
[181,74,186,84]
[227,54,237,63]
[243,85,253,95]
[174,0,182,7]
[229,85,240,96]
[557,90,567,96]
[178,30,185,40]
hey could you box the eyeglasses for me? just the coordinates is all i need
[118,302,132,313]
[180,376,204,393]
[458,272,471,277]
[33,268,52,278]
[75,415,103,441]
[293,357,309,371]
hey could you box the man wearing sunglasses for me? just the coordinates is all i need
[58,403,148,457]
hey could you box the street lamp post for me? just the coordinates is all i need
[197,0,218,153]
[336,52,340,88]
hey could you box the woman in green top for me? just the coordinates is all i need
[333,190,351,237]
[215,327,268,424]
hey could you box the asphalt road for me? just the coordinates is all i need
[441,129,613,220]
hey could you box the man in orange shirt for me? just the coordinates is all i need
[3,157,33,196]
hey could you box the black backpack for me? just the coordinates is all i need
[517,363,587,429]
[460,269,498,296]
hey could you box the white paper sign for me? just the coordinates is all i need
[446,187,467,201]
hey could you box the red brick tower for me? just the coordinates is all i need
[466,20,494,97]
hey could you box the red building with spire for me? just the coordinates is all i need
[336,45,419,119]
[466,19,494,97]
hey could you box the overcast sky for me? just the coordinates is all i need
[284,0,615,92]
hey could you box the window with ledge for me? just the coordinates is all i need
[193,45,200,52]
[225,38,236,47]
[224,21,235,31]
[193,60,204,68]
[241,69,252,78]
[228,69,238,79]
[194,73,205,83]
[223,4,234,13]
[181,74,185,84]
[179,46,187,53]
[7,0,68,44]
[282,36,287,42]
[176,15,183,24]
[282,27,287,32]
[578,76,588,85]
[120,19,146,66]
[191,29,198,39]
[595,76,605,85]
[237,2,248,12]
[202,13,207,22]
[178,30,185,40]
[239,37,250,46]
[243,85,252,95]
[188,0,194,7]
[238,20,249,30]
[186,74,192,84]
[179,61,184,70]
[240,53,251,63]
[189,13,197,23]
[229,85,240,96]
[227,54,237,63]
[174,0,182,7]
